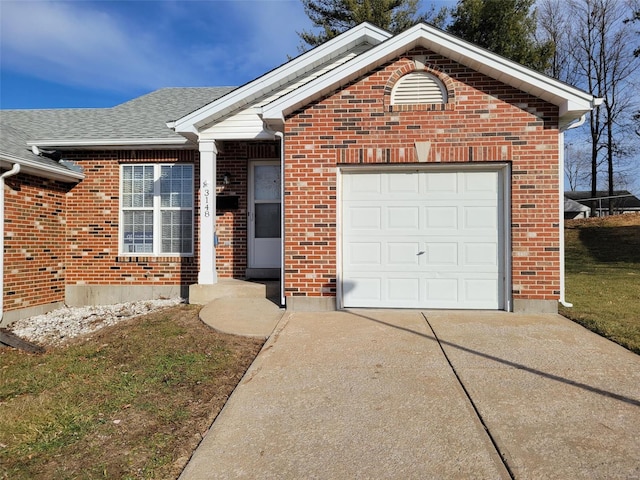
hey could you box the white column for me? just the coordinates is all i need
[198,141,218,284]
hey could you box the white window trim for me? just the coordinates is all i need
[119,163,194,257]
[391,71,447,105]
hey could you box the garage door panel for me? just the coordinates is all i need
[387,278,421,301]
[387,206,420,230]
[464,206,498,230]
[425,172,458,193]
[464,243,498,266]
[464,278,499,301]
[346,174,382,196]
[346,242,381,265]
[387,242,422,265]
[345,206,381,230]
[344,277,381,302]
[463,171,499,193]
[425,206,458,229]
[342,169,505,310]
[426,278,459,302]
[388,173,420,194]
[425,243,458,265]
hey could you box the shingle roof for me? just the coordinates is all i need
[565,190,640,209]
[564,197,590,212]
[0,87,236,177]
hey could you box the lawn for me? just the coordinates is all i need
[560,214,640,354]
[0,304,263,479]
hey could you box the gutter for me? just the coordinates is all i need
[261,122,286,307]
[1,164,21,323]
[557,113,592,308]
[275,131,285,308]
[0,152,84,183]
[26,137,192,150]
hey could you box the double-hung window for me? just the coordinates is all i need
[120,164,193,255]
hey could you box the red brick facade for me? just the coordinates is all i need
[63,150,199,287]
[3,47,567,318]
[3,174,69,312]
[283,49,561,303]
[2,145,283,318]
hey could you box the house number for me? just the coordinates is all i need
[202,180,211,218]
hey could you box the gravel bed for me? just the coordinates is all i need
[7,298,184,347]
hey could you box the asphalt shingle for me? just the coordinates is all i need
[0,87,236,170]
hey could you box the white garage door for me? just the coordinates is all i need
[341,169,505,309]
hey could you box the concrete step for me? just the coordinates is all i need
[200,297,284,339]
[189,279,279,305]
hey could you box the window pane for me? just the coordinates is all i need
[161,210,193,253]
[122,210,153,253]
[254,165,280,201]
[161,165,193,208]
[122,164,193,255]
[255,203,281,238]
[123,165,153,208]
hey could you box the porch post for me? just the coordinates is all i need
[198,140,218,284]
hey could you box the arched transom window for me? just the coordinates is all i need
[391,72,447,105]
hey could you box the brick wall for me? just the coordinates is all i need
[215,142,248,278]
[3,174,69,313]
[284,48,561,302]
[64,150,198,287]
[215,140,280,278]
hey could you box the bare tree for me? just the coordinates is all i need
[566,0,639,214]
[564,143,591,191]
[537,0,580,83]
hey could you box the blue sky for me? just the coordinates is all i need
[0,0,455,109]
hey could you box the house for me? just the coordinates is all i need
[564,196,591,219]
[0,23,600,325]
[565,190,640,216]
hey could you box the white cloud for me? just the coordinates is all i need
[180,0,309,85]
[0,0,309,94]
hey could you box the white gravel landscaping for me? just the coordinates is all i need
[7,298,184,347]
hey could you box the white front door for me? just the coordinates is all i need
[341,168,506,309]
[248,160,281,270]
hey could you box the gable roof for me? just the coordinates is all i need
[564,196,591,213]
[173,22,599,137]
[170,23,390,137]
[1,87,234,181]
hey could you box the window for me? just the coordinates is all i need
[391,72,447,105]
[121,164,193,255]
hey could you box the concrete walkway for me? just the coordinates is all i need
[181,308,640,479]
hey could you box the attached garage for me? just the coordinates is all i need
[340,165,509,310]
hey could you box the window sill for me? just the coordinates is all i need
[116,256,195,263]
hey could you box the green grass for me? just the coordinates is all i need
[560,215,640,354]
[0,305,263,479]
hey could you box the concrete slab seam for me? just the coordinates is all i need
[422,312,516,480]
[177,313,292,479]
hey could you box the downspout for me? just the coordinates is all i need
[558,115,587,308]
[1,163,21,323]
[275,131,285,307]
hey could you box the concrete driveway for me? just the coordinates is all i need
[180,310,640,479]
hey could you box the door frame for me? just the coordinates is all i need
[336,162,512,311]
[247,159,282,278]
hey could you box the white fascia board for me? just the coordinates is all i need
[26,138,192,149]
[171,23,391,134]
[199,130,278,141]
[0,153,84,183]
[262,23,597,122]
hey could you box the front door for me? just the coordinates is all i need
[248,160,281,272]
